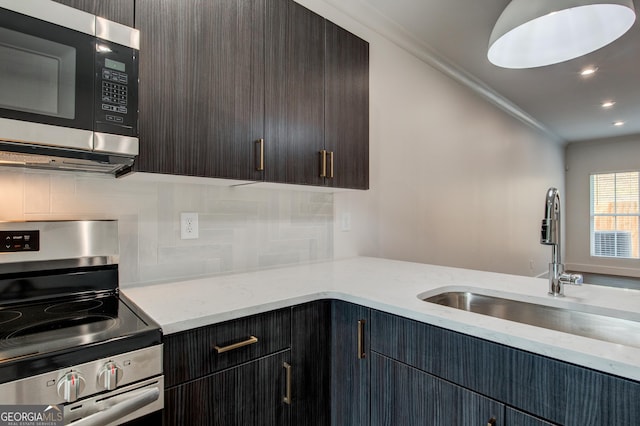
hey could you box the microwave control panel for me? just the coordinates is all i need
[94,40,138,137]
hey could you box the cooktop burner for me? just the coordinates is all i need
[0,311,21,325]
[0,293,161,383]
[45,299,104,314]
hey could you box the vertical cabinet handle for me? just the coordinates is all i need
[328,151,334,179]
[256,139,264,171]
[283,362,292,405]
[357,319,366,359]
[319,150,327,177]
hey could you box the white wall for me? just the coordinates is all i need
[565,135,640,277]
[301,0,565,276]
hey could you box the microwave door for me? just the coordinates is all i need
[0,6,95,148]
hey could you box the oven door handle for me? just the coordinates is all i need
[68,387,160,426]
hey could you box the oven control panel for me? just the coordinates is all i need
[1,230,39,252]
[0,345,163,406]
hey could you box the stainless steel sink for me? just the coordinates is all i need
[422,291,640,349]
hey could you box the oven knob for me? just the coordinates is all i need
[57,371,86,402]
[98,362,122,390]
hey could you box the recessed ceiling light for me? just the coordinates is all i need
[613,121,625,126]
[581,67,598,77]
[601,101,616,108]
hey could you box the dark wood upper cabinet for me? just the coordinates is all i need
[264,3,369,189]
[264,0,326,186]
[134,0,265,180]
[325,21,369,190]
[52,0,134,26]
[133,0,368,188]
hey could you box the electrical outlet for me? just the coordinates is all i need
[341,212,351,232]
[180,212,199,239]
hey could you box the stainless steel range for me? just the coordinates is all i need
[0,221,163,425]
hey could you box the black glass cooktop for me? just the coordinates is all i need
[0,292,161,383]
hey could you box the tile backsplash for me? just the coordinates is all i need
[0,169,334,287]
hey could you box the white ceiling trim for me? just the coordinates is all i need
[320,0,564,144]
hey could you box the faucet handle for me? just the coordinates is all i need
[570,274,583,286]
[561,273,583,286]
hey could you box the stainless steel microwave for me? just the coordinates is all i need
[0,0,139,176]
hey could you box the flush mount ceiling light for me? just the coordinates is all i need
[488,0,637,69]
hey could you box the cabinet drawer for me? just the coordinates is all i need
[164,308,291,387]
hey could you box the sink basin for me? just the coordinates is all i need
[422,291,640,349]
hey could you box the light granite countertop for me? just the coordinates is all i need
[123,256,640,382]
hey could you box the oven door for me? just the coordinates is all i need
[0,3,95,149]
[64,376,164,426]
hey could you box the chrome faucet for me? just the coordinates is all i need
[540,187,583,296]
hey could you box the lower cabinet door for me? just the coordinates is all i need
[331,300,370,426]
[164,350,291,426]
[506,408,557,426]
[371,352,504,426]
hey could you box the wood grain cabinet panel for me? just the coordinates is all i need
[291,301,332,426]
[264,0,325,186]
[164,350,291,426]
[506,408,557,426]
[370,309,640,425]
[331,300,370,425]
[132,0,369,188]
[135,0,265,180]
[371,353,504,426]
[163,308,290,387]
[324,21,369,190]
[52,0,134,26]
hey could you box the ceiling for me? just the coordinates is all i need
[335,0,640,143]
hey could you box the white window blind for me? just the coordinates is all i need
[590,172,640,259]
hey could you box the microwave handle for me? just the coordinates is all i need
[69,387,160,426]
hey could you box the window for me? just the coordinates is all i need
[590,172,640,259]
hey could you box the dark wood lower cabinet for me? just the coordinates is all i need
[506,408,557,426]
[370,309,640,426]
[161,301,639,426]
[331,300,370,425]
[291,301,332,426]
[164,350,291,425]
[371,353,504,426]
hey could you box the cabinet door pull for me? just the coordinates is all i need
[328,151,334,178]
[319,150,327,177]
[487,417,497,426]
[213,335,258,354]
[256,139,264,171]
[357,319,366,359]
[283,362,292,405]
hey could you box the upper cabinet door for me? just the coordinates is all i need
[135,0,265,180]
[52,0,134,26]
[325,22,370,190]
[264,0,325,186]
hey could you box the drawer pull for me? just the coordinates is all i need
[283,362,292,405]
[213,335,258,354]
[357,319,366,359]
